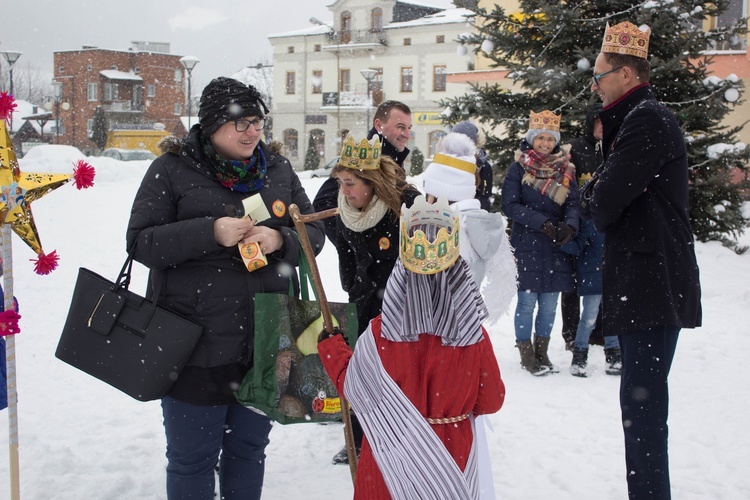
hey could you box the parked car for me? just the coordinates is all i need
[310,156,340,178]
[100,148,157,161]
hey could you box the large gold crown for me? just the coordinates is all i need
[602,21,650,60]
[400,196,460,275]
[529,110,561,132]
[339,135,381,170]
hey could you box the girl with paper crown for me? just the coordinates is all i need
[318,195,505,499]
[422,132,517,323]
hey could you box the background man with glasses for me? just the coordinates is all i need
[580,21,702,500]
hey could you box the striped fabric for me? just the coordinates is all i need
[344,328,479,500]
[381,258,488,347]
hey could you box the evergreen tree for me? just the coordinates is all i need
[91,106,109,151]
[441,0,749,248]
[410,147,425,176]
[304,135,320,171]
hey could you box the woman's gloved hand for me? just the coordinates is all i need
[556,224,575,246]
[541,221,558,241]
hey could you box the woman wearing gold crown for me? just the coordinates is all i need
[318,195,505,499]
[501,110,578,376]
[328,135,421,464]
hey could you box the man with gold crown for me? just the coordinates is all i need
[581,21,702,500]
[318,195,505,499]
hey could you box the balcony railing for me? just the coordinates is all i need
[103,100,144,112]
[325,29,386,46]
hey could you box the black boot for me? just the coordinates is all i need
[516,341,550,376]
[604,347,622,376]
[570,347,588,377]
[533,336,559,373]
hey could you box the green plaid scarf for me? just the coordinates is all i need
[201,137,268,193]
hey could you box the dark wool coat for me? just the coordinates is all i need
[585,84,702,336]
[127,128,325,370]
[568,105,603,183]
[501,146,579,293]
[335,189,420,335]
[313,127,410,246]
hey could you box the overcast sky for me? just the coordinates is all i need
[1,0,455,92]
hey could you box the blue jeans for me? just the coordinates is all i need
[573,294,619,350]
[161,397,273,500]
[619,327,680,500]
[514,291,559,342]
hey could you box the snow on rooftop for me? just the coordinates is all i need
[99,70,143,81]
[385,8,473,29]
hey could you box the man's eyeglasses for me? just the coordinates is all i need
[591,66,623,87]
[234,118,265,132]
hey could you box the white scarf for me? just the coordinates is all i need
[343,327,480,500]
[337,190,389,232]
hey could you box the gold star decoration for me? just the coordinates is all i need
[0,92,94,274]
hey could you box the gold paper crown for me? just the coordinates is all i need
[529,110,561,133]
[339,135,381,170]
[601,21,650,60]
[399,196,460,275]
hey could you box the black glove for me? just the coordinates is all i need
[541,221,558,241]
[556,223,574,246]
[318,326,344,343]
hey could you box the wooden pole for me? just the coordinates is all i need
[288,205,358,483]
[2,224,21,500]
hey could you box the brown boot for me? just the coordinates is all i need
[533,336,559,373]
[516,341,551,376]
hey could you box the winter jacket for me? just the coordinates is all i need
[126,127,324,403]
[500,144,579,293]
[314,127,410,246]
[568,105,603,185]
[336,189,420,335]
[560,218,604,296]
[475,149,493,210]
[584,84,702,336]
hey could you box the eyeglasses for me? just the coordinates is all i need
[234,118,265,132]
[591,66,623,87]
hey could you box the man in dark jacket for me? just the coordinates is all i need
[582,22,701,500]
[313,100,412,245]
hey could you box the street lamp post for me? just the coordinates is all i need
[1,51,23,131]
[360,69,378,130]
[310,17,341,141]
[43,83,70,144]
[179,56,200,131]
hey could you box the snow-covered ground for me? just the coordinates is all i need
[1,149,749,499]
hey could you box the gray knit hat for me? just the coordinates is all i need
[451,121,478,144]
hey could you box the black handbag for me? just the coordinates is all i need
[56,253,203,401]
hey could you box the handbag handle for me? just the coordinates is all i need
[113,248,168,332]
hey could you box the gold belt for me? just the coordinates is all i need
[426,413,469,425]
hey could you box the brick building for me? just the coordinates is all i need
[52,41,188,154]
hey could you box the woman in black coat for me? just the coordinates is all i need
[501,110,578,376]
[127,77,324,500]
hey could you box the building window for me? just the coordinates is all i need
[284,129,299,158]
[87,64,93,72]
[286,72,296,94]
[340,69,350,92]
[401,67,413,92]
[174,102,182,115]
[174,68,182,82]
[288,46,295,54]
[87,83,98,101]
[314,44,321,52]
[341,11,352,43]
[436,35,445,44]
[311,129,325,158]
[147,84,156,97]
[134,66,141,74]
[371,8,383,32]
[433,65,447,92]
[104,82,119,101]
[404,38,411,46]
[87,118,94,138]
[429,131,447,157]
[312,70,323,94]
